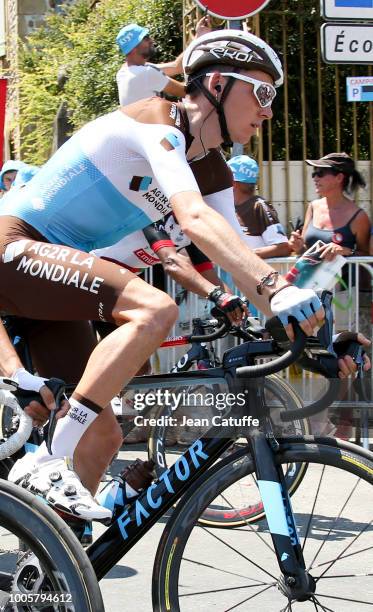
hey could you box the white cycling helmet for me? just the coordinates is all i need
[183,29,283,87]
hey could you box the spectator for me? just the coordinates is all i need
[227,155,291,258]
[116,17,211,105]
[289,152,370,335]
[289,153,370,259]
[0,160,26,194]
[12,164,39,189]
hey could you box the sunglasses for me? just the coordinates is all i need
[206,72,276,108]
[311,168,339,179]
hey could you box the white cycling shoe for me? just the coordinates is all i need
[8,453,112,522]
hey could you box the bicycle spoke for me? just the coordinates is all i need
[302,465,325,552]
[317,572,372,578]
[317,593,373,606]
[183,557,266,584]
[311,596,337,612]
[313,544,373,569]
[179,583,275,598]
[308,477,361,570]
[223,584,275,611]
[217,490,274,554]
[201,526,278,580]
[315,519,372,581]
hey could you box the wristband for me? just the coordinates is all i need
[256,271,279,295]
[206,286,223,301]
[268,283,293,303]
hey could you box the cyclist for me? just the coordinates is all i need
[0,30,333,521]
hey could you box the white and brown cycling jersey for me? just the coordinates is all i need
[235,196,288,250]
[91,212,213,274]
[0,99,235,323]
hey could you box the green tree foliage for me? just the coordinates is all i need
[19,0,182,164]
[18,0,370,165]
[260,0,371,160]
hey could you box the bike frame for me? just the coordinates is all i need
[87,361,310,597]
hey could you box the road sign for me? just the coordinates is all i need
[321,23,373,63]
[346,76,373,101]
[322,0,373,20]
[193,0,272,20]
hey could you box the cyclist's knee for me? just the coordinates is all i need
[152,293,179,330]
[114,288,178,332]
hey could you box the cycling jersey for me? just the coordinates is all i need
[0,101,233,252]
[234,196,288,249]
[92,213,212,273]
[0,99,235,323]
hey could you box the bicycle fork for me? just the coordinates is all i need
[250,432,316,601]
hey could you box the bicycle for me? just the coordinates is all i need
[0,314,310,530]
[140,317,311,527]
[5,295,373,610]
[0,382,103,610]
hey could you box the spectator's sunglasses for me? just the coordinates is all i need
[206,72,276,108]
[311,168,340,179]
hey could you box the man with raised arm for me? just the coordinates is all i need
[116,16,211,105]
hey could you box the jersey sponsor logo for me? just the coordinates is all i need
[142,187,171,216]
[42,161,87,202]
[129,175,153,192]
[3,240,30,263]
[169,103,181,127]
[160,132,181,151]
[134,248,160,266]
[98,302,107,322]
[14,242,104,295]
[209,46,263,64]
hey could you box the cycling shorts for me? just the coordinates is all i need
[0,216,134,323]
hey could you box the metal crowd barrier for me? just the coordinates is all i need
[149,256,373,372]
[146,257,373,448]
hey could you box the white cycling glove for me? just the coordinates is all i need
[12,367,47,393]
[270,286,322,326]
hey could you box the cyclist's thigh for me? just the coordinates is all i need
[0,217,152,323]
[25,320,97,382]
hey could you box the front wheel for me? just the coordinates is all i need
[152,441,373,612]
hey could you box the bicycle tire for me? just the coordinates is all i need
[0,479,103,611]
[152,440,373,612]
[148,374,310,526]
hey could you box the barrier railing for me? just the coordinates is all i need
[151,256,373,386]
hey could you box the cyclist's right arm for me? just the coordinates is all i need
[0,320,68,424]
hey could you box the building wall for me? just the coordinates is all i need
[0,0,76,158]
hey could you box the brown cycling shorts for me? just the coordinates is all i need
[7,317,97,382]
[0,216,134,323]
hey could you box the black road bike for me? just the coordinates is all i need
[4,296,373,611]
